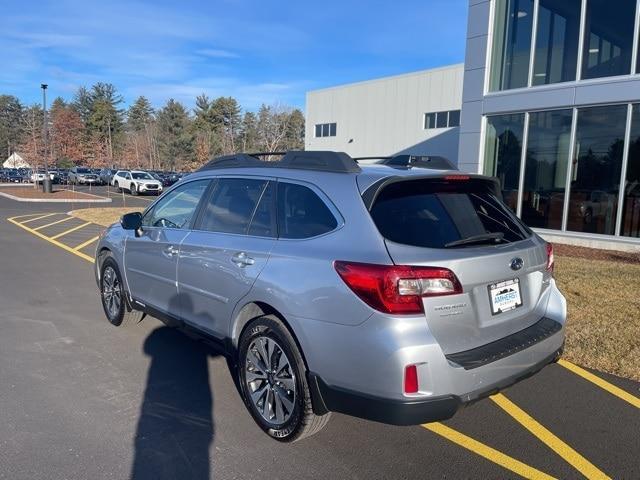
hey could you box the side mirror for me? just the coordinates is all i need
[121,212,143,232]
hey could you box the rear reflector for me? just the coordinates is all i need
[334,261,462,314]
[404,365,419,394]
[546,243,554,274]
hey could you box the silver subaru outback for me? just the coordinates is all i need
[94,151,566,442]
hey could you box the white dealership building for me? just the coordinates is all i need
[306,0,640,250]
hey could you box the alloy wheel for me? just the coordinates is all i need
[245,336,296,425]
[102,266,122,320]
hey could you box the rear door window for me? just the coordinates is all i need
[369,178,530,248]
[277,182,337,239]
[248,182,276,237]
[199,178,268,235]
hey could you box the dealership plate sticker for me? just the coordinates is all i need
[488,278,522,315]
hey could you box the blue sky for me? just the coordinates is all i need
[1,0,468,111]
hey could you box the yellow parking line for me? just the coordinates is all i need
[33,216,74,231]
[9,212,51,221]
[558,359,640,409]
[491,394,610,480]
[8,216,94,263]
[19,212,57,224]
[423,422,556,480]
[73,235,100,251]
[50,221,92,240]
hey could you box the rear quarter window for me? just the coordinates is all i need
[369,178,530,248]
[277,183,337,239]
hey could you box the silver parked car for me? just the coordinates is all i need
[94,151,566,442]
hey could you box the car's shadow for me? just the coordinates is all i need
[130,325,219,480]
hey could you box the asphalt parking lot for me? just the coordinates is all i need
[1,193,639,480]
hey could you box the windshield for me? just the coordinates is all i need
[369,178,531,249]
[132,172,153,180]
[76,168,90,173]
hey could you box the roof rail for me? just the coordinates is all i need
[354,154,457,171]
[198,150,361,174]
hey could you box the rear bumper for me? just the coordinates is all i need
[309,344,563,426]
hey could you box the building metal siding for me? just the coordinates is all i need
[305,64,464,161]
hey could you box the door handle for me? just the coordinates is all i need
[231,252,255,267]
[163,245,179,257]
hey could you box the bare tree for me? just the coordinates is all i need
[257,104,294,159]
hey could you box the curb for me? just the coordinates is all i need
[0,191,112,203]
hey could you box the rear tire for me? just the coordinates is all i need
[238,315,330,442]
[114,181,121,193]
[131,184,138,196]
[100,257,143,327]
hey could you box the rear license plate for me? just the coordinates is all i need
[488,278,522,315]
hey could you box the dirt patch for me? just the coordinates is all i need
[0,187,105,200]
[69,207,141,227]
[553,243,639,264]
[555,255,640,381]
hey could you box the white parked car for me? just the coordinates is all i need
[30,171,48,183]
[111,170,163,196]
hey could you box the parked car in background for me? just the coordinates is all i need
[30,170,48,184]
[94,151,566,442]
[164,172,181,187]
[48,170,60,184]
[111,170,163,195]
[58,169,69,184]
[69,166,99,185]
[99,168,117,185]
[2,169,23,183]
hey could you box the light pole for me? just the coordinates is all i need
[41,84,52,193]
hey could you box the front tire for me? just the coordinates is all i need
[238,315,330,442]
[100,257,143,327]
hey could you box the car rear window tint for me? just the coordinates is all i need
[277,183,337,239]
[369,179,530,248]
[200,178,267,235]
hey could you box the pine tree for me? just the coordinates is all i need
[157,99,193,170]
[127,96,154,132]
[0,95,25,157]
[239,111,258,152]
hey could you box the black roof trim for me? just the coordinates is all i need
[198,150,361,174]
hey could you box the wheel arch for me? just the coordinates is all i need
[231,301,309,369]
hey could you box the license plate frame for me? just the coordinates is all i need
[488,278,523,315]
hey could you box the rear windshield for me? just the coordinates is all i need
[76,168,90,173]
[369,178,531,249]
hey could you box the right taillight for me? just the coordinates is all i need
[546,243,554,275]
[334,261,462,315]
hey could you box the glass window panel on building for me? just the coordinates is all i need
[581,0,636,80]
[436,112,448,128]
[484,113,526,211]
[449,110,461,127]
[532,0,581,85]
[521,110,572,229]
[425,113,437,129]
[621,105,640,238]
[567,105,627,235]
[489,0,534,91]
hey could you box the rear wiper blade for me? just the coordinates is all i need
[444,232,505,248]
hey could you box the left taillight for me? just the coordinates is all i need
[333,261,462,315]
[546,243,554,275]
